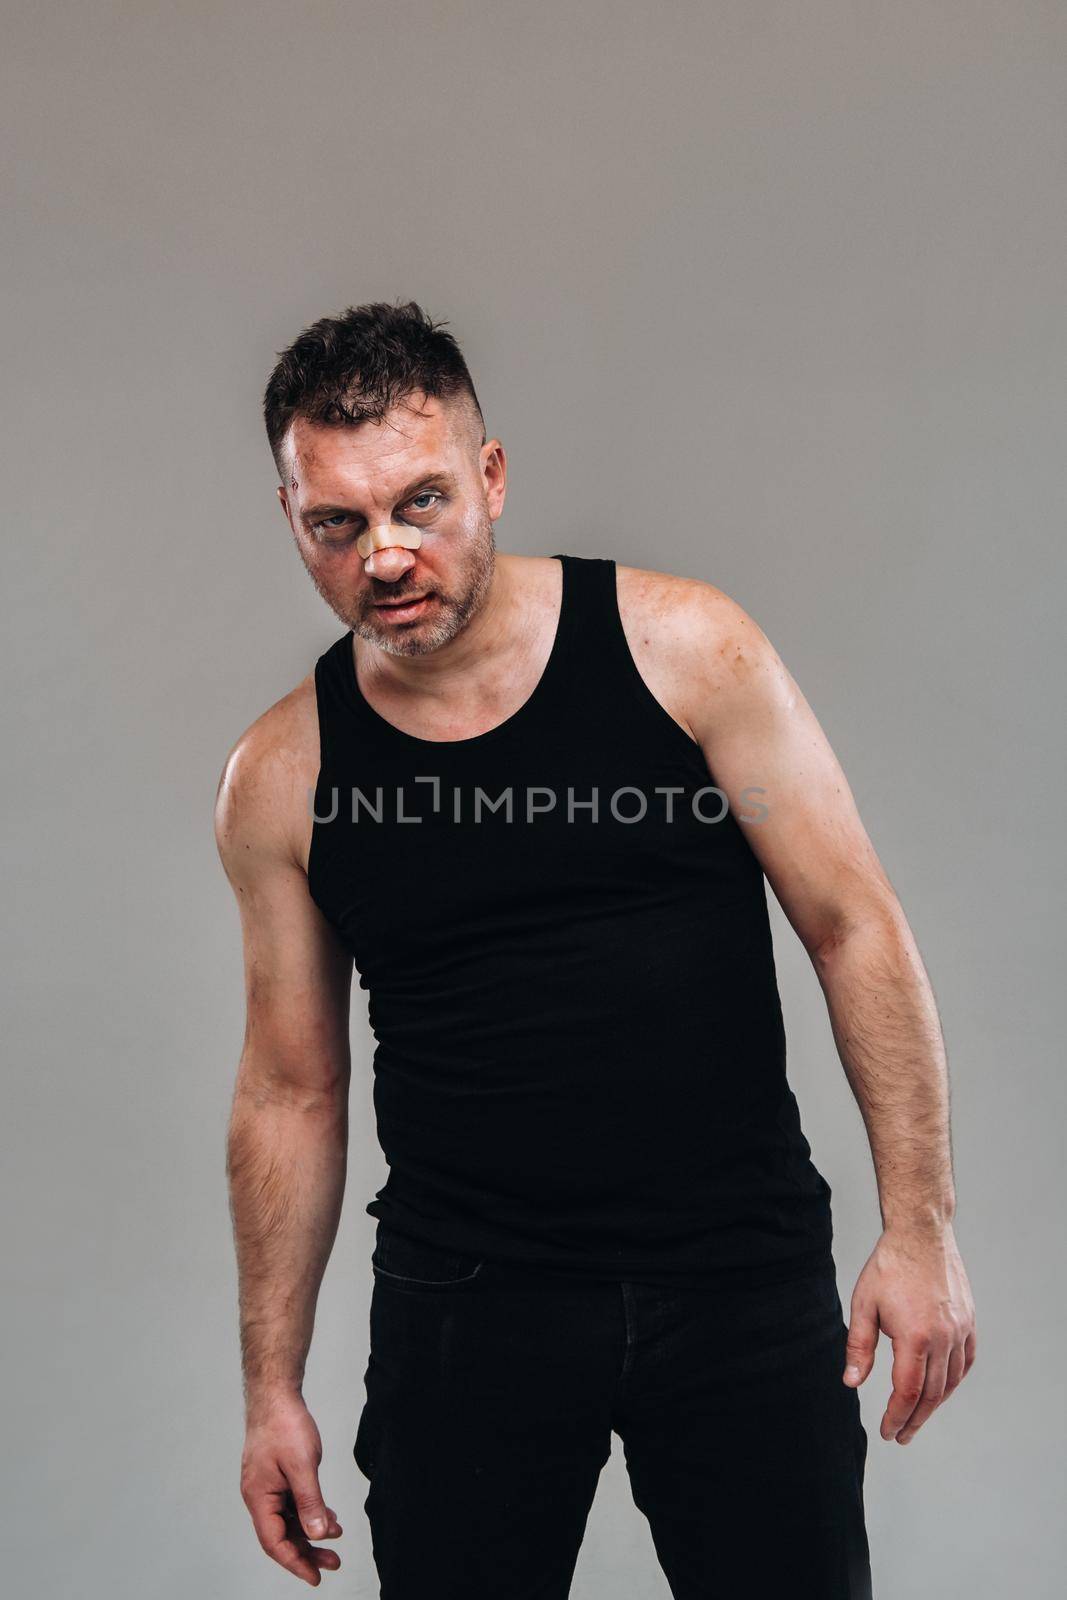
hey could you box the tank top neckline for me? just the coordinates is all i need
[337,552,578,751]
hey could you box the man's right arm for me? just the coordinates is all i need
[214,699,353,1587]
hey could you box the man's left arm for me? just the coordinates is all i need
[671,580,977,1448]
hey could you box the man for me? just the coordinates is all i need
[215,300,976,1598]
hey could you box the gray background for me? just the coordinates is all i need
[4,3,1064,1595]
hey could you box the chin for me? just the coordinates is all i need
[356,612,461,657]
[369,631,441,658]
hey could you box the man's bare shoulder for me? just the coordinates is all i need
[615,561,761,654]
[214,672,321,882]
[614,561,780,737]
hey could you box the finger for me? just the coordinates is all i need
[962,1328,977,1378]
[843,1298,879,1386]
[250,1498,322,1586]
[942,1339,967,1399]
[881,1341,928,1440]
[275,1533,323,1586]
[281,1494,343,1560]
[279,1501,339,1582]
[285,1460,333,1542]
[295,1502,343,1539]
[281,1497,337,1563]
[896,1345,950,1444]
[310,1544,342,1572]
[318,1504,344,1538]
[303,1509,344,1564]
[286,1517,341,1579]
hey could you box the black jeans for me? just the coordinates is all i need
[354,1222,873,1598]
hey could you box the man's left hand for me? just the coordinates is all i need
[842,1224,977,1445]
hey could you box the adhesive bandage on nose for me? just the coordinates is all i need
[356,523,424,560]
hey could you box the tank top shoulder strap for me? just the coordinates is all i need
[549,551,613,645]
[550,552,704,759]
[551,551,645,675]
[312,629,360,774]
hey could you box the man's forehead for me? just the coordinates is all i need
[283,401,454,490]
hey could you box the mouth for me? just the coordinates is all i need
[371,591,435,621]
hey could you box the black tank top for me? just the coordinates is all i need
[309,553,833,1287]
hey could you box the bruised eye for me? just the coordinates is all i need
[308,513,351,536]
[311,493,441,537]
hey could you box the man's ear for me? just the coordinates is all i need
[276,484,292,523]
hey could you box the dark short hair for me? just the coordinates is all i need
[263,299,486,480]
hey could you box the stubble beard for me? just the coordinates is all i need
[309,517,497,658]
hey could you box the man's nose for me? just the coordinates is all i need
[356,521,423,581]
[363,544,418,582]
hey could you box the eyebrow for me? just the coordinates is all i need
[301,471,459,521]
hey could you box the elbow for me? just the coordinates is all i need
[234,1045,350,1115]
[809,902,908,976]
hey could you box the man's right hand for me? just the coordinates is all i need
[240,1390,344,1586]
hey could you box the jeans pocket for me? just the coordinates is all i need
[371,1221,485,1290]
